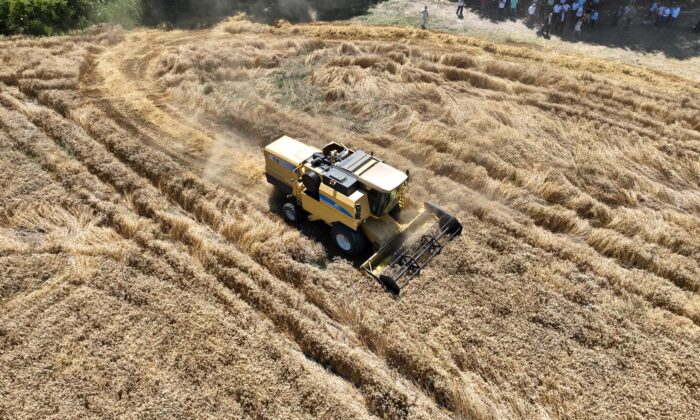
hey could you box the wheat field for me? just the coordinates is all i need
[1,17,699,418]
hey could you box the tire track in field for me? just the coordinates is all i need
[100,36,700,328]
[23,28,700,414]
[76,39,532,414]
[93,30,700,330]
[0,98,395,419]
[374,131,700,294]
[0,124,373,418]
[79,56,270,213]
[0,88,452,418]
[171,65,700,329]
[394,120,700,265]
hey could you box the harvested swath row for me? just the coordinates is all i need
[49,44,522,412]
[412,166,700,325]
[146,47,700,328]
[0,201,129,262]
[0,125,377,418]
[515,97,700,190]
[265,21,699,93]
[73,57,520,414]
[307,57,700,252]
[475,59,700,130]
[0,100,416,419]
[76,43,524,414]
[0,31,117,92]
[86,44,283,202]
[43,90,504,416]
[521,85,700,147]
[381,108,700,261]
[170,72,700,332]
[466,153,700,262]
[377,131,700,294]
[0,90,448,418]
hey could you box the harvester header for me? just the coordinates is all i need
[264,136,462,293]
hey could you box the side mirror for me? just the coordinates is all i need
[355,204,362,220]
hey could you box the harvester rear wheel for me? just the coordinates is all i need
[331,224,367,257]
[282,202,304,224]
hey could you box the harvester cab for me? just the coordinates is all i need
[264,136,462,294]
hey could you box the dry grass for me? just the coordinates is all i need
[0,17,699,419]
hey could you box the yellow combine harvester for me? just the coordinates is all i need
[264,136,462,294]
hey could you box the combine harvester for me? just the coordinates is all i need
[264,136,462,294]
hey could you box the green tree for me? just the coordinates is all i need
[0,0,91,36]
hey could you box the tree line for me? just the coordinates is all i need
[0,0,382,36]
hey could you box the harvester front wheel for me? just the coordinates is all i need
[282,202,304,224]
[389,204,401,221]
[331,224,367,257]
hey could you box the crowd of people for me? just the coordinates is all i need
[645,2,682,27]
[532,0,638,38]
[418,1,700,37]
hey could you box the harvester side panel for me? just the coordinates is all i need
[302,183,365,230]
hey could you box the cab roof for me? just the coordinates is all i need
[356,160,408,193]
[334,150,406,193]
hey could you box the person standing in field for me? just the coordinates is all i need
[574,4,583,25]
[583,7,593,25]
[421,5,429,29]
[499,0,507,17]
[571,0,581,27]
[655,4,665,26]
[562,2,571,17]
[528,2,538,22]
[554,7,566,31]
[646,0,658,22]
[670,5,680,26]
[561,1,571,28]
[510,0,519,18]
[591,9,599,27]
[662,4,672,26]
[539,0,548,19]
[553,2,562,22]
[543,12,553,37]
[612,6,624,26]
[456,0,465,19]
[574,17,583,36]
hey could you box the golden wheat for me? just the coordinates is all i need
[1,17,699,419]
